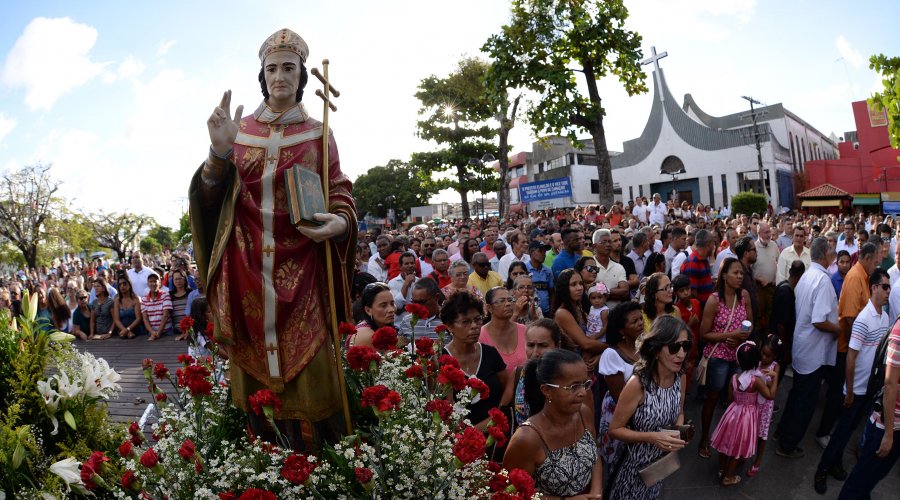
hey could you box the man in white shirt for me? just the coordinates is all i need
[367,236,391,282]
[631,197,648,225]
[626,231,650,277]
[776,237,840,458]
[498,230,528,281]
[127,251,157,298]
[592,229,629,308]
[664,227,688,276]
[713,227,738,277]
[647,193,667,227]
[776,226,812,285]
[835,221,858,258]
[888,239,900,286]
[388,252,418,309]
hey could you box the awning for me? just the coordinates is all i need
[801,199,842,208]
[852,196,881,206]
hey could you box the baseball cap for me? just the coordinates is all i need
[528,240,551,251]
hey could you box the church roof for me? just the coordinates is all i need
[796,183,851,199]
[612,67,792,170]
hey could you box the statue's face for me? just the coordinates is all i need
[263,51,302,108]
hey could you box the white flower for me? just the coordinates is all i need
[54,370,81,399]
[49,457,83,486]
[49,331,75,342]
[37,379,61,413]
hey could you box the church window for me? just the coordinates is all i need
[721,175,728,205]
[569,153,576,165]
[629,186,634,201]
[789,132,796,172]
[708,176,715,207]
[639,185,644,197]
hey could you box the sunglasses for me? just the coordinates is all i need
[474,262,490,267]
[878,283,891,291]
[545,379,593,394]
[584,265,599,273]
[667,340,692,354]
[77,296,88,300]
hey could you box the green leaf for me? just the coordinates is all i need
[63,409,77,430]
[12,443,24,470]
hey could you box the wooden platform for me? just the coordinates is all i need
[72,335,187,424]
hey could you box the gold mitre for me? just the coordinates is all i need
[258,28,309,64]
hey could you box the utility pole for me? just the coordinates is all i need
[741,96,768,200]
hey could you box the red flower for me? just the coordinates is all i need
[139,447,159,468]
[434,324,449,336]
[487,460,502,473]
[128,422,144,446]
[339,321,358,337]
[371,326,398,351]
[405,302,430,319]
[438,365,468,391]
[218,493,238,500]
[178,438,196,461]
[118,440,134,457]
[467,378,490,399]
[142,358,153,369]
[439,354,460,369]
[179,316,195,333]
[360,385,402,413]
[176,364,213,396]
[248,389,282,416]
[424,399,454,421]
[489,472,508,492]
[346,345,380,371]
[488,407,510,433]
[155,392,167,402]
[121,470,138,490]
[354,466,374,484]
[80,461,99,490]
[453,426,487,465]
[238,489,277,500]
[508,468,536,497]
[178,354,195,365]
[415,337,435,357]
[281,454,317,485]
[405,363,425,378]
[488,425,507,448]
[490,493,517,500]
[153,362,169,379]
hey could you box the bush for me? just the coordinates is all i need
[731,191,767,217]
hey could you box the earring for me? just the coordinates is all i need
[547,398,552,405]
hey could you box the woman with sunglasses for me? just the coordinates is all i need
[113,274,144,339]
[641,272,679,332]
[697,257,753,459]
[553,269,607,371]
[481,286,528,375]
[71,290,92,341]
[441,291,508,431]
[575,256,599,290]
[504,348,602,498]
[350,282,397,348]
[608,315,691,499]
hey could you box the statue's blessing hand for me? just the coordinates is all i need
[207,90,244,157]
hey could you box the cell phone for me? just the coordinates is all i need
[664,421,695,442]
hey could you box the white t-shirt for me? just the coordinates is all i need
[367,254,388,282]
[586,305,608,342]
[647,202,667,226]
[632,204,648,224]
[847,301,890,395]
[598,348,635,382]
[792,262,839,375]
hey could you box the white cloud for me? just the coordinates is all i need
[2,17,109,111]
[116,55,146,80]
[836,35,865,69]
[0,113,16,145]
[626,0,757,41]
[157,40,177,56]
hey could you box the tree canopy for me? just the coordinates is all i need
[83,211,154,261]
[870,54,900,151]
[353,159,438,219]
[0,163,61,269]
[412,57,498,219]
[483,0,647,205]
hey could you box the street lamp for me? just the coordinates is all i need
[469,153,496,220]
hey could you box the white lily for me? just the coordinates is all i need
[49,457,83,486]
[25,289,37,322]
[55,370,82,400]
[37,379,61,413]
[80,357,104,399]
[94,357,121,396]
[48,331,75,342]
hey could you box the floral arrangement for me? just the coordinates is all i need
[38,302,538,499]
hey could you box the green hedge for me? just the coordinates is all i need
[730,191,767,217]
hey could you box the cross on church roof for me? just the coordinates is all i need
[641,46,668,74]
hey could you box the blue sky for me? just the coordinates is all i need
[0,0,897,227]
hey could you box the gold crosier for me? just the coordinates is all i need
[311,61,353,435]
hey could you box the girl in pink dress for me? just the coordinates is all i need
[748,335,783,477]
[710,341,778,486]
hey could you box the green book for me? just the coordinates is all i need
[285,164,325,227]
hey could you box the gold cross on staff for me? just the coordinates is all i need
[262,244,275,257]
[311,62,339,114]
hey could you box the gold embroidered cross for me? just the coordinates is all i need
[265,153,278,164]
[265,343,278,354]
[262,244,276,257]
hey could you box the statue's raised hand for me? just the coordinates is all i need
[207,90,244,157]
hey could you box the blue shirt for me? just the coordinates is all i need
[831,271,845,299]
[526,260,554,314]
[551,249,580,280]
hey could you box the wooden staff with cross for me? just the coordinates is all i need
[310,60,353,435]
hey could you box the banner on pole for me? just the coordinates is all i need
[519,177,573,203]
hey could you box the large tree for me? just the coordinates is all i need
[40,209,96,263]
[147,223,176,250]
[0,163,61,269]
[84,211,154,261]
[412,57,498,219]
[483,0,647,206]
[870,54,900,150]
[354,159,438,220]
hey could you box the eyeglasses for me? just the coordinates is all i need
[474,262,490,267]
[454,316,483,327]
[667,340,692,354]
[516,285,534,291]
[878,283,891,291]
[77,296,88,301]
[584,265,599,273]
[490,297,515,305]
[544,379,593,394]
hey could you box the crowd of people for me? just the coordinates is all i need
[350,196,900,499]
[0,251,211,352]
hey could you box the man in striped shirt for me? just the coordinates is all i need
[142,274,172,341]
[680,229,715,307]
[815,268,891,494]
